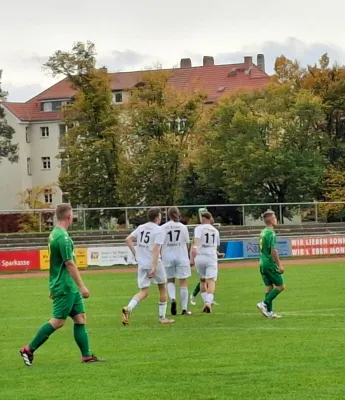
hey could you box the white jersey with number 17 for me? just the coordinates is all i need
[194,224,220,262]
[161,221,190,266]
[130,222,165,269]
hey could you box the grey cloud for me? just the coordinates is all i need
[20,53,49,68]
[213,37,345,74]
[3,82,45,102]
[97,49,159,71]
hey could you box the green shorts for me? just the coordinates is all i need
[261,270,284,287]
[52,292,85,320]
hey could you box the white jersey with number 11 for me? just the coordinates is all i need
[194,224,220,262]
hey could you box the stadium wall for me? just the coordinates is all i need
[1,236,345,272]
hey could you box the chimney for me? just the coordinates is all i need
[257,54,265,72]
[203,56,214,67]
[180,58,192,68]
[244,56,253,68]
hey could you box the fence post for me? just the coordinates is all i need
[242,205,245,226]
[39,211,42,232]
[315,202,318,223]
[83,209,86,231]
[279,204,283,224]
[125,208,129,229]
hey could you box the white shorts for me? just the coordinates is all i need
[137,262,167,289]
[165,260,191,280]
[195,255,218,281]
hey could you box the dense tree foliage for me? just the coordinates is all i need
[0,70,18,164]
[41,43,345,225]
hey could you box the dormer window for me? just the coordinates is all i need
[40,100,70,112]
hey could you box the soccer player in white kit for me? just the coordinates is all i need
[122,208,174,325]
[161,207,192,316]
[190,212,221,313]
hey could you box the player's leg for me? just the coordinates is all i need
[70,293,104,362]
[190,282,201,305]
[265,285,274,313]
[166,266,177,316]
[20,294,71,366]
[203,265,217,313]
[257,272,285,317]
[264,272,285,318]
[257,273,272,317]
[155,263,174,324]
[122,268,150,326]
[176,263,192,315]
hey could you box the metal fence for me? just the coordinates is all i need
[1,201,345,233]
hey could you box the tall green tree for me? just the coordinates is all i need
[274,54,345,166]
[196,83,326,221]
[117,69,207,206]
[0,70,18,164]
[45,42,121,228]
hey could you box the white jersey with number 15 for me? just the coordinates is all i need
[194,224,220,261]
[131,222,165,269]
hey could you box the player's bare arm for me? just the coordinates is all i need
[217,249,225,258]
[271,248,284,273]
[65,259,89,298]
[190,238,200,265]
[149,243,160,278]
[126,235,136,258]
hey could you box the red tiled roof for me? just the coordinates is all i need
[3,61,270,122]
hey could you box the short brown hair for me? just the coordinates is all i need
[147,207,161,222]
[168,207,180,222]
[201,212,212,221]
[55,203,72,221]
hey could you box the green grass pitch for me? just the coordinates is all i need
[1,262,345,400]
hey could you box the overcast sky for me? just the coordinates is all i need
[2,0,345,102]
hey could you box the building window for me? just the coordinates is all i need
[40,100,70,112]
[26,127,30,143]
[60,158,69,172]
[52,101,62,111]
[59,124,67,148]
[44,189,53,204]
[62,193,69,203]
[27,158,32,176]
[40,127,49,138]
[41,157,51,170]
[114,91,123,104]
[41,102,52,112]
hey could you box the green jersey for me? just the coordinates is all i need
[48,227,78,296]
[259,227,277,271]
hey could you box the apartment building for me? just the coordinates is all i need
[1,55,269,209]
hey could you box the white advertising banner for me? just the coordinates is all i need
[87,246,137,266]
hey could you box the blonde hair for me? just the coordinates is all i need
[55,203,72,221]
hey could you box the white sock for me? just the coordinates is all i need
[180,287,188,310]
[159,302,167,320]
[201,292,208,304]
[207,293,214,305]
[167,282,176,301]
[128,297,139,311]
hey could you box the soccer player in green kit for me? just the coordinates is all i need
[257,210,285,319]
[20,203,103,366]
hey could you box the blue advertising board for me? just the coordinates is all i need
[223,241,244,259]
[242,238,291,259]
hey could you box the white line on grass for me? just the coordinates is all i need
[2,308,345,321]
